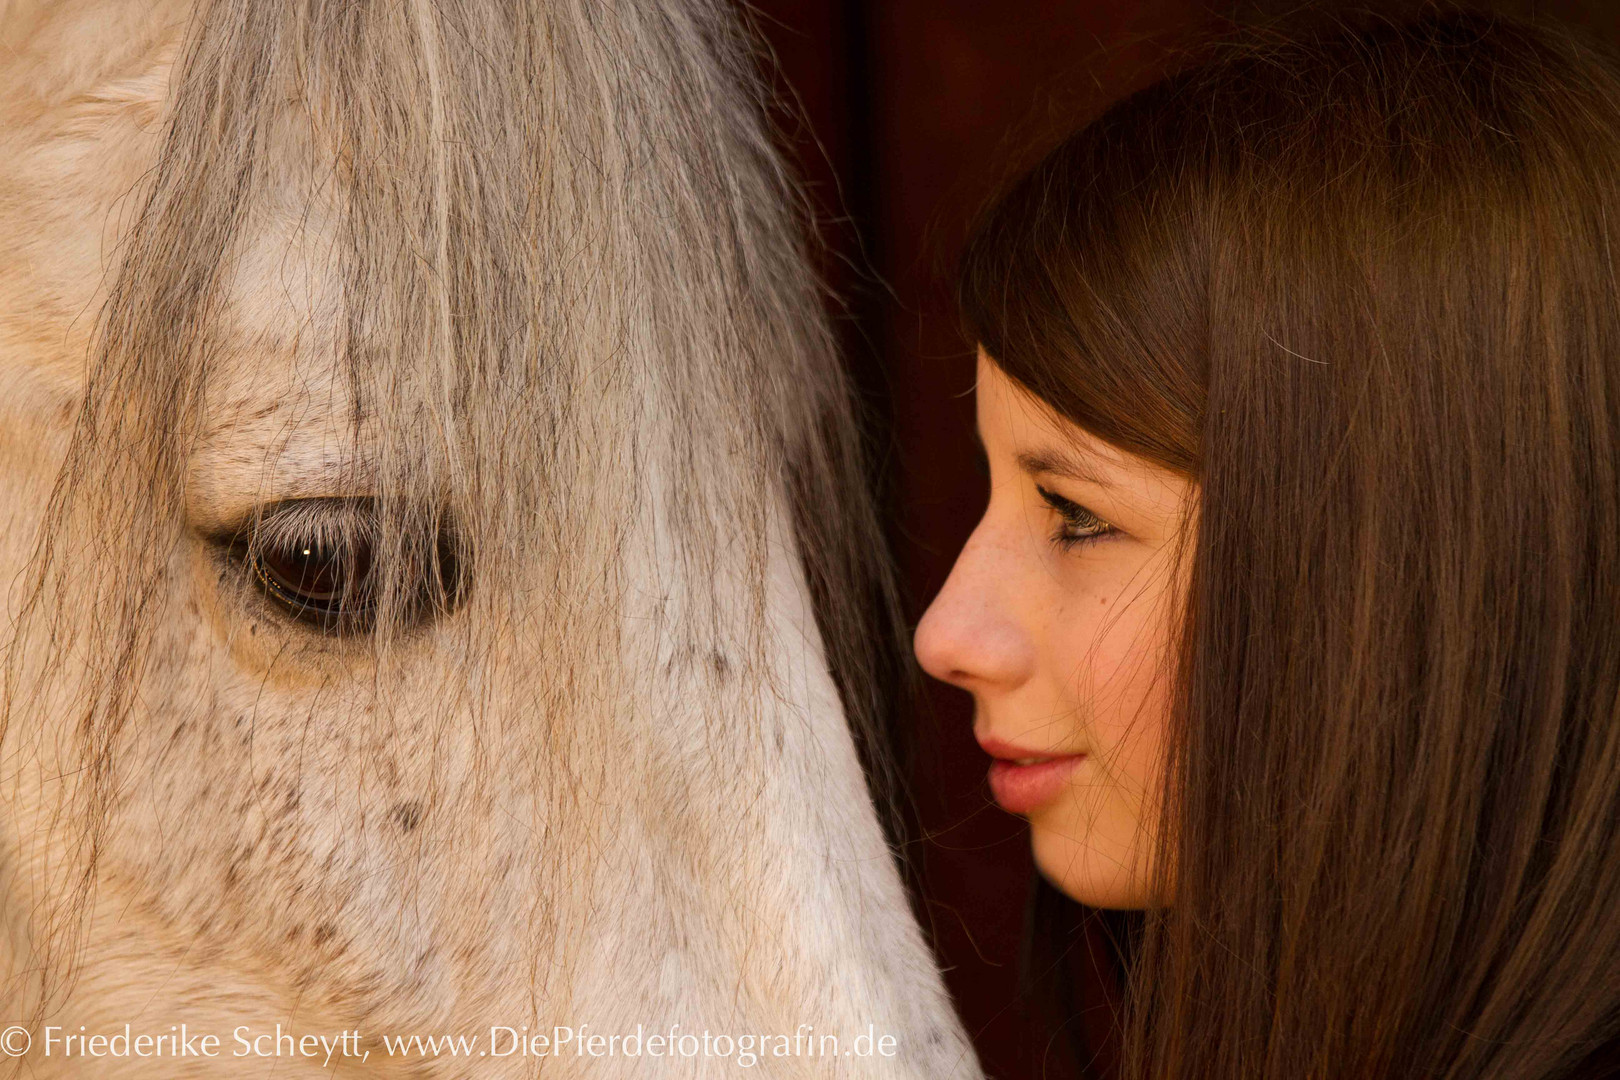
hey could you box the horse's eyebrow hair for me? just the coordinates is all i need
[1014,447,1118,489]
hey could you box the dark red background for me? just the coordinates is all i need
[739,3,1620,1078]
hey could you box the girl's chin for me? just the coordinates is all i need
[1029,820,1155,910]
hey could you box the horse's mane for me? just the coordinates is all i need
[3,0,905,1010]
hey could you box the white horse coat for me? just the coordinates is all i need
[0,0,982,1075]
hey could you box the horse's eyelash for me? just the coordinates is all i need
[204,498,372,553]
[252,506,364,551]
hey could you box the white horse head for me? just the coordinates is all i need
[0,0,981,1075]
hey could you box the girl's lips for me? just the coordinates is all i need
[986,754,1086,814]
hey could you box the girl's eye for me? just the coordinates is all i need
[1036,485,1115,550]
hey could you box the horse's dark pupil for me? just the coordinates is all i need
[261,541,369,608]
[234,498,460,634]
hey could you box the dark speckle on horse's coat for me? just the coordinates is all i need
[391,801,424,833]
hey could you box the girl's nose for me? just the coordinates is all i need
[913,525,1035,693]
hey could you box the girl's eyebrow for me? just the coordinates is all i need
[971,424,1117,488]
[1015,447,1117,489]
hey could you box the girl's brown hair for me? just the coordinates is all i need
[959,4,1620,1077]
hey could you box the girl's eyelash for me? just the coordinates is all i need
[1036,485,1115,550]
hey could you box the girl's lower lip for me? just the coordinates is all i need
[987,755,1086,814]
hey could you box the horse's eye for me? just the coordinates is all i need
[230,498,462,635]
[251,533,375,631]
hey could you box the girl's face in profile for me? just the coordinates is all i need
[915,351,1196,909]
